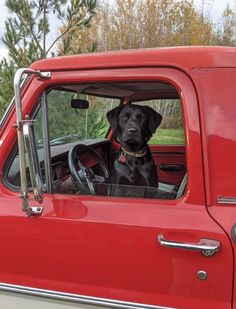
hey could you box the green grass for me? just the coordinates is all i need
[149,128,185,145]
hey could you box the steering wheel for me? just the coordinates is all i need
[68,144,110,195]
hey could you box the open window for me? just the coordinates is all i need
[5,81,186,200]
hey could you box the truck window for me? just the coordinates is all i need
[46,90,119,143]
[135,99,185,145]
[5,81,186,200]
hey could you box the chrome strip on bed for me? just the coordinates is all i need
[0,283,175,309]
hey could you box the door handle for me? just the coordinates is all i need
[159,164,183,171]
[157,234,220,257]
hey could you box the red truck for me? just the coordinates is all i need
[0,46,235,309]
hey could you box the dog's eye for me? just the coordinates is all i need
[136,113,143,121]
[121,113,129,121]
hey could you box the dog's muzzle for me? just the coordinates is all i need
[122,122,143,144]
[127,127,137,135]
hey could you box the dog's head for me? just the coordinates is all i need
[107,103,162,150]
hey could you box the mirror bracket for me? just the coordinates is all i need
[36,71,51,80]
[21,191,43,217]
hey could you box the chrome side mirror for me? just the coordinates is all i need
[14,68,50,216]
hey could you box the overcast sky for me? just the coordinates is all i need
[0,0,8,59]
[0,0,235,60]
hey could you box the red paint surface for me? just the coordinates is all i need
[192,67,236,309]
[30,46,236,73]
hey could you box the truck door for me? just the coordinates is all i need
[0,67,233,309]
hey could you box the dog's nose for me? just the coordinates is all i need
[127,127,137,134]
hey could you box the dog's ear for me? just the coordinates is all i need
[106,105,124,132]
[143,106,162,134]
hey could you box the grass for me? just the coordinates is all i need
[149,128,185,145]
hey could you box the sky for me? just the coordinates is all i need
[0,0,235,60]
[0,0,8,59]
[0,0,60,60]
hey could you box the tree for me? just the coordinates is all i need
[2,0,98,66]
[80,0,215,52]
[0,0,98,114]
[0,59,16,115]
[214,5,236,46]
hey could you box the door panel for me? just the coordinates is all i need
[150,145,186,186]
[0,196,233,309]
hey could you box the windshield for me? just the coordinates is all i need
[34,90,120,147]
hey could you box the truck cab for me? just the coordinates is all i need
[0,46,235,309]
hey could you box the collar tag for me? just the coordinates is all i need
[118,152,126,163]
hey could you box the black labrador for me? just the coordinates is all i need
[107,103,162,197]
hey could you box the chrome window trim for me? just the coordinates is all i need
[41,90,53,194]
[0,282,175,309]
[0,74,30,129]
[0,97,15,129]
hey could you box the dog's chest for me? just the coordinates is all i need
[114,154,156,185]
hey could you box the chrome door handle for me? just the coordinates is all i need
[157,234,220,257]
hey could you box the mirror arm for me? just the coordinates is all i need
[22,119,43,202]
[14,68,50,216]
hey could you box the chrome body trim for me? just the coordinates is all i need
[0,283,175,309]
[217,196,236,205]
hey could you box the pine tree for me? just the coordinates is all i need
[0,0,98,115]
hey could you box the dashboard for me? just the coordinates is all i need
[5,138,111,193]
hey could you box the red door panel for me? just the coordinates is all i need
[150,145,186,186]
[0,195,233,309]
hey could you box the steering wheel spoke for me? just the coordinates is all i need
[68,144,110,195]
[93,174,106,183]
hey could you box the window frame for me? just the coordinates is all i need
[3,67,205,205]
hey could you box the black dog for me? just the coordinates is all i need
[107,103,162,197]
